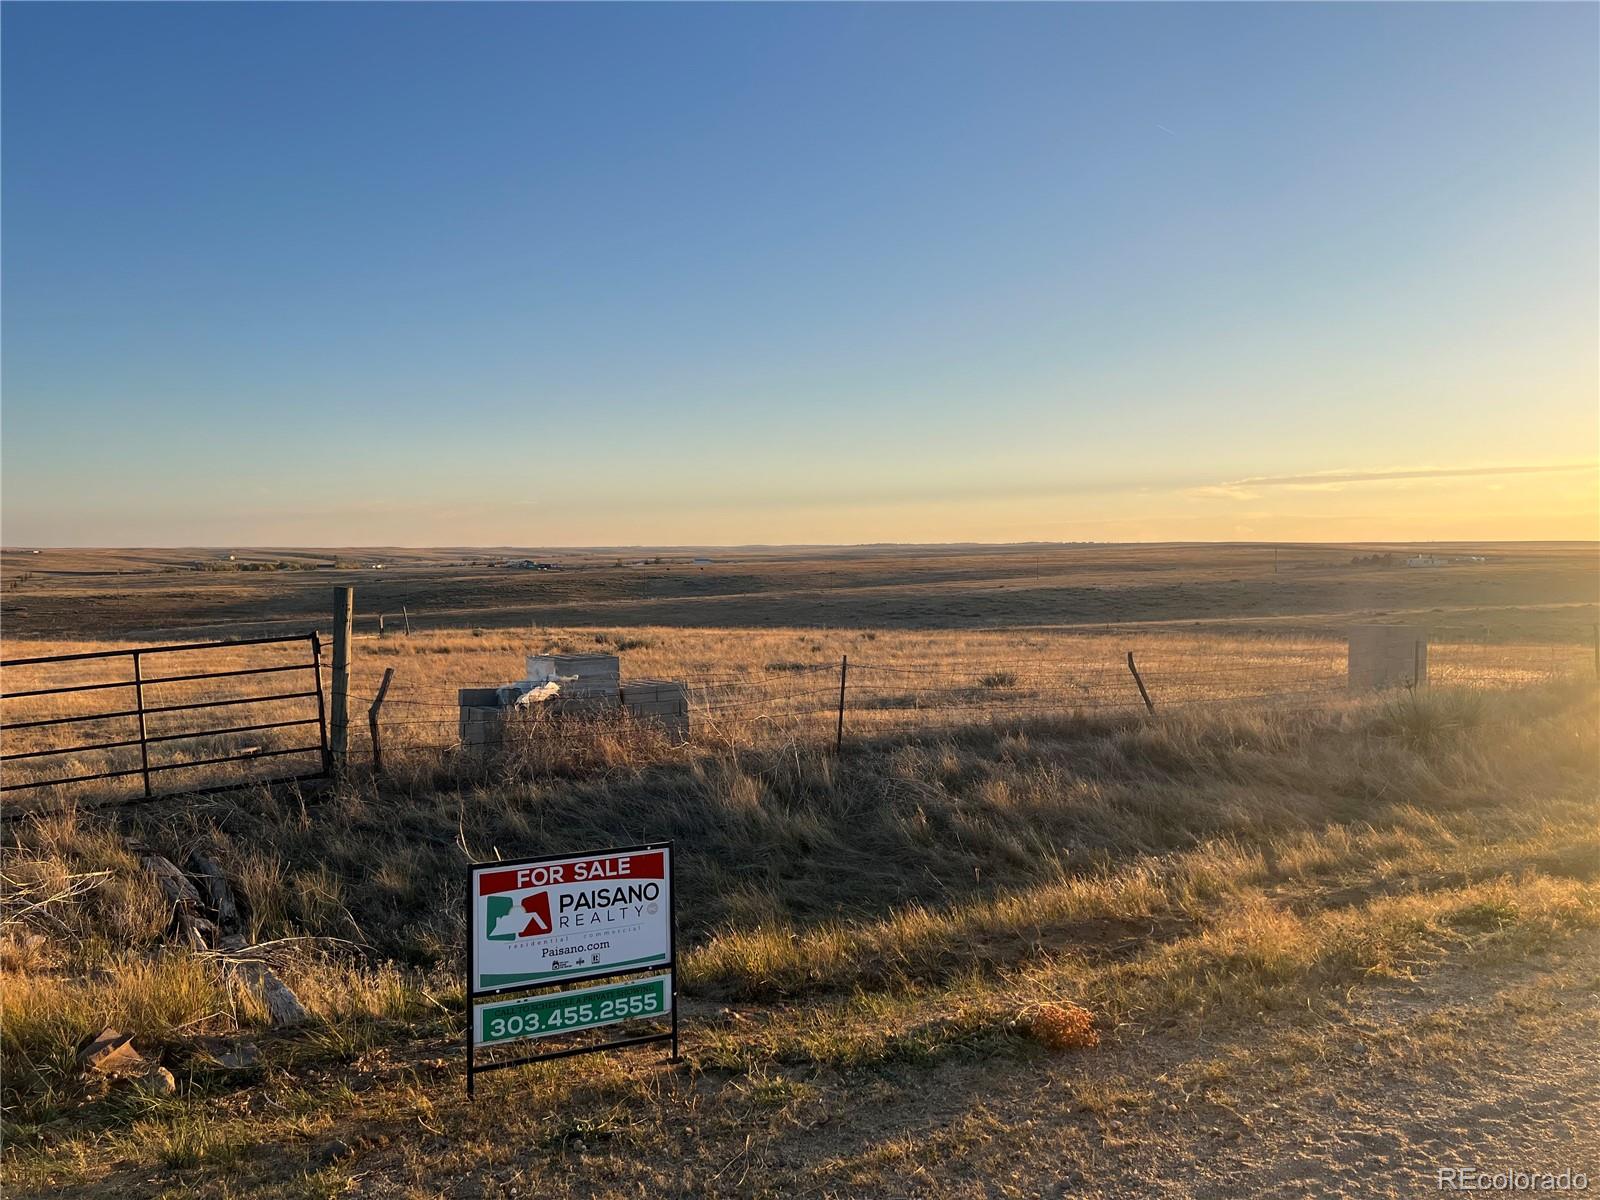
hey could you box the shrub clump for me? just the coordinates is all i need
[1017,1001,1099,1051]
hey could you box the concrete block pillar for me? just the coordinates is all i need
[1348,626,1428,692]
[622,679,691,742]
[458,687,507,750]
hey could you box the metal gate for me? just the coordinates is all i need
[0,633,329,809]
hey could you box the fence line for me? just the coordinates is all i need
[345,635,1596,767]
[4,625,1594,804]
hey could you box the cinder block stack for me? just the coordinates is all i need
[457,652,692,754]
[525,653,621,714]
[1347,625,1428,691]
[622,679,690,742]
[458,687,508,748]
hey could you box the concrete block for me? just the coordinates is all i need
[623,679,689,742]
[526,654,620,684]
[525,653,620,705]
[1348,626,1427,691]
[459,705,506,749]
[552,695,622,718]
[458,688,508,750]
[622,679,684,700]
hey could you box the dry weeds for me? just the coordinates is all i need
[0,628,1595,1198]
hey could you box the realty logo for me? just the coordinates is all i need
[486,890,553,941]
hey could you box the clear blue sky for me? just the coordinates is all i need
[3,2,1596,546]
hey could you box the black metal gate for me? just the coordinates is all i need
[0,633,329,809]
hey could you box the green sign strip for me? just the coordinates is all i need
[474,974,672,1047]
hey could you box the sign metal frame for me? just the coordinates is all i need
[465,841,678,1097]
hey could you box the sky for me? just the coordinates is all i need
[2,2,1596,547]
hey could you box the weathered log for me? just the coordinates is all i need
[128,845,307,1027]
[186,852,242,936]
[231,959,311,1027]
[140,854,217,950]
[141,854,200,908]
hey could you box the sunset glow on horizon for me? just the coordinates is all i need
[3,4,1596,547]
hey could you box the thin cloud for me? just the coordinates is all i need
[1222,462,1597,489]
[1222,467,1587,489]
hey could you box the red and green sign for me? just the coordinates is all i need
[465,842,679,1096]
[471,847,672,993]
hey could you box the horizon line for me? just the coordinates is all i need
[5,538,1598,554]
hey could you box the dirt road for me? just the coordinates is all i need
[788,934,1600,1198]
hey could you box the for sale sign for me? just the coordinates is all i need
[470,845,673,994]
[464,842,678,1096]
[474,973,671,1047]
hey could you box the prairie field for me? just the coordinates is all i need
[2,543,1598,1198]
[4,541,1597,643]
[3,622,1592,806]
[6,1,1596,1195]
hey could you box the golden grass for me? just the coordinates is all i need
[0,626,1594,1194]
[4,624,1588,802]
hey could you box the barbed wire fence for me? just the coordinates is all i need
[3,622,1595,811]
[339,630,1599,771]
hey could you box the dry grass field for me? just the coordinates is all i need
[2,543,1597,1197]
[4,541,1597,642]
[3,623,1591,808]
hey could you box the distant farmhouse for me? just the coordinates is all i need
[1405,554,1487,568]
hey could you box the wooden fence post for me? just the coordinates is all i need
[402,606,412,636]
[132,650,153,799]
[835,655,848,753]
[1126,651,1155,714]
[331,587,353,771]
[369,667,395,777]
[311,633,330,775]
